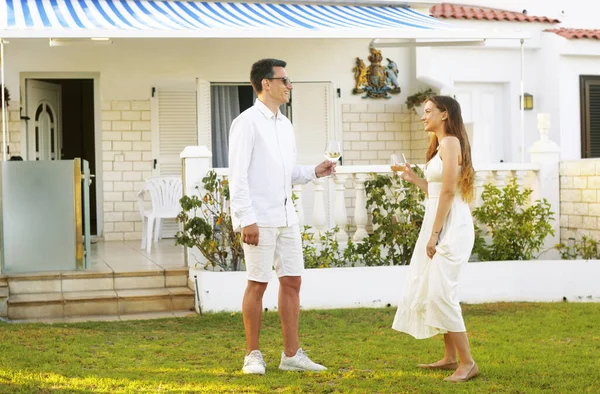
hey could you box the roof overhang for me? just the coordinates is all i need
[0,0,528,40]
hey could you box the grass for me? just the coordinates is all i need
[0,303,599,393]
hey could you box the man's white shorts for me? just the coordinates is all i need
[243,224,304,283]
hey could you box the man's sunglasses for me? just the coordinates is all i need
[266,77,292,86]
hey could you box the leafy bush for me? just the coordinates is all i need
[556,236,600,260]
[301,226,347,268]
[405,88,435,111]
[175,171,243,271]
[472,178,554,261]
[344,169,426,266]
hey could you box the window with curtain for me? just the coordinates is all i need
[210,84,290,167]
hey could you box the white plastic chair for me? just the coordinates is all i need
[137,176,183,253]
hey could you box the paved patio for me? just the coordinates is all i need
[89,239,186,273]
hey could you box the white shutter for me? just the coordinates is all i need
[154,88,198,176]
[152,84,202,238]
[290,82,334,228]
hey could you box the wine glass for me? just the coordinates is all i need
[390,153,406,173]
[325,141,342,163]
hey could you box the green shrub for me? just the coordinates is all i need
[175,171,243,271]
[473,178,554,261]
[556,236,600,260]
[301,226,347,268]
[344,169,426,266]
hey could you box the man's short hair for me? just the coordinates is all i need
[250,58,287,94]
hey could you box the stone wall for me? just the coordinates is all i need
[341,103,428,165]
[559,159,600,242]
[101,100,153,241]
[0,102,22,158]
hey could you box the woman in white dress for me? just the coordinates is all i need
[392,96,478,382]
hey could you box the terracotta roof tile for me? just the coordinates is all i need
[545,28,600,40]
[430,4,560,24]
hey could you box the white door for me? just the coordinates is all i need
[290,82,334,228]
[26,80,62,161]
[454,83,506,168]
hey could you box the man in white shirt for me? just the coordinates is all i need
[229,58,334,375]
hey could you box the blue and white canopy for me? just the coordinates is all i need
[0,0,465,38]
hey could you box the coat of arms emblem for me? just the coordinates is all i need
[352,47,401,99]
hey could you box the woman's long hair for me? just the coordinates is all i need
[425,95,474,203]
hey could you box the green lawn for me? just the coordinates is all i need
[0,303,599,393]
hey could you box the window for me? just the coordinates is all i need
[580,75,600,158]
[210,84,289,167]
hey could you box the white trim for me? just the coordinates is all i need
[371,38,487,47]
[20,72,104,237]
[0,28,531,40]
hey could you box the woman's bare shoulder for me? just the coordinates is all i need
[440,136,460,148]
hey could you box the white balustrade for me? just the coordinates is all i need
[311,177,327,236]
[493,170,512,189]
[333,174,349,242]
[352,173,370,242]
[187,157,551,254]
[474,171,488,208]
[514,170,528,190]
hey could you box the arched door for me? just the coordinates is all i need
[26,80,62,161]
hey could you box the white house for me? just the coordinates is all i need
[0,0,598,245]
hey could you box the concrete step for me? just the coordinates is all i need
[7,310,197,324]
[0,276,8,317]
[5,267,189,295]
[6,287,195,320]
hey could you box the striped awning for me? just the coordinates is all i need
[0,0,459,39]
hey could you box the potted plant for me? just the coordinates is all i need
[405,88,435,115]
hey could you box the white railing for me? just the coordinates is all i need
[181,120,560,258]
[208,163,542,243]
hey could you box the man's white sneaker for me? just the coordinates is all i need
[242,350,266,375]
[279,348,327,372]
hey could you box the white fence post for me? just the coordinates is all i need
[529,113,560,259]
[312,178,327,237]
[180,146,212,268]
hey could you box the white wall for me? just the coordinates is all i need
[4,38,411,105]
[413,14,600,162]
[192,260,600,313]
[417,41,543,162]
[557,52,600,160]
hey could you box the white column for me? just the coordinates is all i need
[180,146,212,268]
[292,184,305,227]
[311,178,327,236]
[529,113,560,259]
[333,174,349,242]
[181,146,212,197]
[353,173,370,241]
